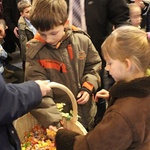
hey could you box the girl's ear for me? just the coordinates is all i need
[125,58,132,71]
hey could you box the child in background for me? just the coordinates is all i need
[25,0,101,131]
[50,26,150,150]
[0,19,14,78]
[128,3,142,28]
[17,0,37,70]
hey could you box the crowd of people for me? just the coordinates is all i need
[0,0,150,149]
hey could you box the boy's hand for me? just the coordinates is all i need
[94,89,109,102]
[76,91,90,105]
[13,27,19,38]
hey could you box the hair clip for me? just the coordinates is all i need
[147,32,150,41]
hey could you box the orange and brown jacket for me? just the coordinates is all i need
[25,27,101,129]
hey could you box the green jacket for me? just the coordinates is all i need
[25,27,101,129]
[18,16,34,61]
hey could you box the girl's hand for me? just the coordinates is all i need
[94,89,109,102]
[47,126,58,141]
[48,125,64,141]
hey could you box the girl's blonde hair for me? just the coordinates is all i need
[30,0,68,31]
[102,25,150,74]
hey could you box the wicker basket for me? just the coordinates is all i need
[13,82,87,143]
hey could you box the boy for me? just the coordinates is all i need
[25,0,101,131]
[17,0,36,70]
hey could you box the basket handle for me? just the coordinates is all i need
[48,82,78,122]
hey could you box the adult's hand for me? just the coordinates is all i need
[35,80,51,96]
[135,0,145,9]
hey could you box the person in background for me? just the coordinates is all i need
[146,3,150,32]
[49,25,150,150]
[0,73,50,150]
[0,0,3,19]
[65,0,130,125]
[0,19,15,78]
[18,0,37,70]
[128,3,142,28]
[2,0,21,56]
[126,0,150,29]
[25,0,101,131]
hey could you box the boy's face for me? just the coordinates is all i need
[38,25,65,46]
[21,6,31,20]
[0,24,6,39]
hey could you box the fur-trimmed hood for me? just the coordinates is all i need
[108,76,150,107]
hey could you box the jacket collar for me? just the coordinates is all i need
[108,76,150,107]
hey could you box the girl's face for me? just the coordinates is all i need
[105,56,128,82]
[38,25,65,46]
[130,7,142,27]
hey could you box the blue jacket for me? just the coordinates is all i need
[0,74,42,150]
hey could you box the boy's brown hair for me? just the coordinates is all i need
[17,0,31,13]
[30,0,68,31]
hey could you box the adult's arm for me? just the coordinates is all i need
[0,74,42,125]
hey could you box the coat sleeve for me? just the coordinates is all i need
[0,74,42,125]
[30,97,62,128]
[25,42,62,128]
[18,18,28,61]
[81,36,101,93]
[55,111,133,150]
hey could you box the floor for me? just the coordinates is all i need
[4,49,24,83]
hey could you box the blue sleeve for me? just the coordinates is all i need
[0,45,7,60]
[0,74,42,125]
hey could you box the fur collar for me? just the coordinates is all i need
[108,76,150,107]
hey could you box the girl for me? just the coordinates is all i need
[50,25,150,150]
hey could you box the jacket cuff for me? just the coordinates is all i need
[82,82,94,93]
[55,129,80,150]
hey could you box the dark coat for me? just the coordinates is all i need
[2,0,21,52]
[55,77,150,150]
[2,0,20,32]
[0,74,42,150]
[65,0,129,61]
